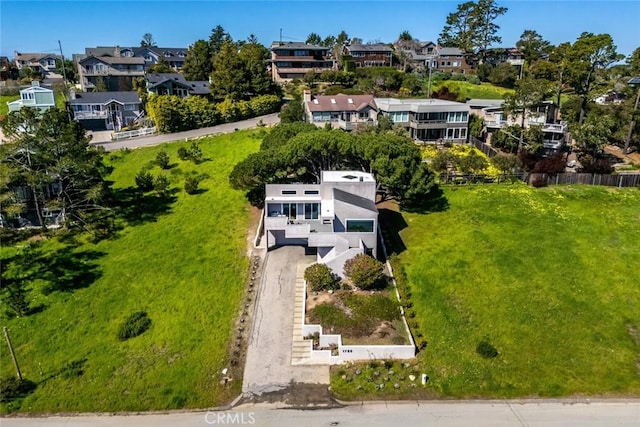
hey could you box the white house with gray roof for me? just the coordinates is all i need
[264,171,378,277]
[375,97,470,142]
[69,91,142,131]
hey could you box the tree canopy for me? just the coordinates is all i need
[229,123,445,211]
[438,0,508,57]
[0,108,110,229]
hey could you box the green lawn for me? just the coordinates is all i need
[432,81,513,100]
[332,184,640,399]
[0,95,20,116]
[0,129,265,413]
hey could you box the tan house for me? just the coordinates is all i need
[303,91,378,130]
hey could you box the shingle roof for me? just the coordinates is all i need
[333,188,377,213]
[438,47,464,56]
[145,73,210,95]
[14,52,62,62]
[306,94,376,113]
[347,43,393,53]
[69,91,141,105]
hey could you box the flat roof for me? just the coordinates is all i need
[322,171,375,183]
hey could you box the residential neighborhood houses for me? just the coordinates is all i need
[1,0,640,418]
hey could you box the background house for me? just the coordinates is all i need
[7,81,56,113]
[264,171,378,277]
[478,100,568,151]
[69,90,142,131]
[345,43,393,67]
[75,54,145,92]
[303,91,378,130]
[375,97,470,142]
[134,47,187,70]
[270,42,335,82]
[146,73,210,98]
[435,47,472,74]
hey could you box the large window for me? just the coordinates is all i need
[304,203,319,220]
[346,219,375,233]
[389,112,408,123]
[446,128,467,139]
[447,111,468,123]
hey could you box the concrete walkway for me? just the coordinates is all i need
[242,246,329,398]
[93,113,280,152]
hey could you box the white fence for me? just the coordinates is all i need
[111,127,156,141]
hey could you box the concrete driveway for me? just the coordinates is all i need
[242,246,329,398]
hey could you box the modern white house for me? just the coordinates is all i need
[375,97,471,142]
[264,171,378,277]
[7,81,56,113]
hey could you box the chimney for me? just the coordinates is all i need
[303,89,311,103]
[31,80,40,87]
[115,46,120,57]
[69,89,76,100]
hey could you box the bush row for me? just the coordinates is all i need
[146,94,282,134]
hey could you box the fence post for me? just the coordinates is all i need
[619,175,623,188]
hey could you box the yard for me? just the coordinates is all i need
[332,184,640,399]
[0,130,264,413]
[431,81,513,100]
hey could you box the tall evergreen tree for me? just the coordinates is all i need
[210,41,247,100]
[306,33,322,45]
[182,40,212,81]
[516,29,551,64]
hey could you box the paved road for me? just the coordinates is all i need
[242,246,328,397]
[93,113,280,151]
[3,401,639,426]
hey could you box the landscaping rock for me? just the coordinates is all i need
[409,374,416,382]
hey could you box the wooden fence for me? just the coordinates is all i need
[527,173,640,188]
[439,172,639,188]
[470,136,499,158]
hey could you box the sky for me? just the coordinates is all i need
[1,0,639,59]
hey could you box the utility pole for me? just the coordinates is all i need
[58,40,68,101]
[3,327,23,381]
[624,80,640,154]
[279,28,282,43]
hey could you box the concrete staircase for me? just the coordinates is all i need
[291,262,313,364]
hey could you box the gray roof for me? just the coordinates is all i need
[69,91,141,105]
[466,99,504,108]
[79,55,145,65]
[375,97,469,113]
[333,188,377,213]
[146,73,210,95]
[347,43,393,53]
[438,47,464,56]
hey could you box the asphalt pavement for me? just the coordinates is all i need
[93,113,280,151]
[2,400,639,426]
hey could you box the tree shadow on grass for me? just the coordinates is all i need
[378,208,408,255]
[29,245,104,295]
[108,186,177,228]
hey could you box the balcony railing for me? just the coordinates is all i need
[73,110,109,119]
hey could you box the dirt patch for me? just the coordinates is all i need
[240,382,341,407]
[605,145,640,164]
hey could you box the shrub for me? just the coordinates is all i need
[153,174,170,196]
[0,376,37,401]
[117,311,151,341]
[188,142,203,164]
[184,175,202,194]
[476,340,499,358]
[305,263,339,292]
[177,146,189,161]
[156,150,170,169]
[343,254,386,290]
[135,169,154,192]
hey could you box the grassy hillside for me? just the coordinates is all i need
[332,184,640,399]
[0,130,264,413]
